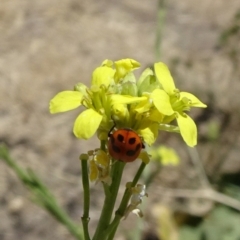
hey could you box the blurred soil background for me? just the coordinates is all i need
[0,0,240,240]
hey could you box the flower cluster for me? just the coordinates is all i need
[50,58,206,149]
[48,58,207,231]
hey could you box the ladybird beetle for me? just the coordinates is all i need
[108,127,144,162]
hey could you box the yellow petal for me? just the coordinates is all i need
[138,150,151,164]
[148,109,164,122]
[154,62,176,95]
[49,91,83,114]
[180,92,207,108]
[89,160,98,181]
[112,103,129,120]
[176,113,197,147]
[111,94,147,105]
[134,98,152,114]
[114,59,140,82]
[91,66,115,87]
[95,150,110,168]
[138,123,158,146]
[73,109,103,139]
[151,89,174,116]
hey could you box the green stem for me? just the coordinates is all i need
[106,162,146,240]
[155,0,167,61]
[92,161,125,240]
[43,197,83,239]
[101,140,106,151]
[81,159,91,240]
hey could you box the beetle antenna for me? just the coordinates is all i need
[109,116,117,133]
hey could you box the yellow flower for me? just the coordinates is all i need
[110,94,159,145]
[151,146,180,165]
[154,62,207,147]
[49,59,142,141]
[50,58,207,167]
[49,64,115,139]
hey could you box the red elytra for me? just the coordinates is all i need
[108,128,144,162]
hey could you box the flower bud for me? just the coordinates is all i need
[97,130,108,141]
[74,83,87,95]
[121,81,138,96]
[112,103,129,121]
[138,74,160,96]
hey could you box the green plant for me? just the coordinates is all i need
[1,59,206,239]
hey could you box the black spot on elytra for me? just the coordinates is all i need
[117,133,124,143]
[126,150,136,156]
[126,143,141,156]
[128,137,136,145]
[135,143,141,151]
[112,144,121,153]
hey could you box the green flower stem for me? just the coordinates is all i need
[81,158,90,240]
[0,144,83,240]
[101,140,106,151]
[155,0,167,61]
[145,163,162,188]
[105,162,146,240]
[92,161,125,240]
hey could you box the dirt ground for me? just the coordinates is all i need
[0,0,240,240]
